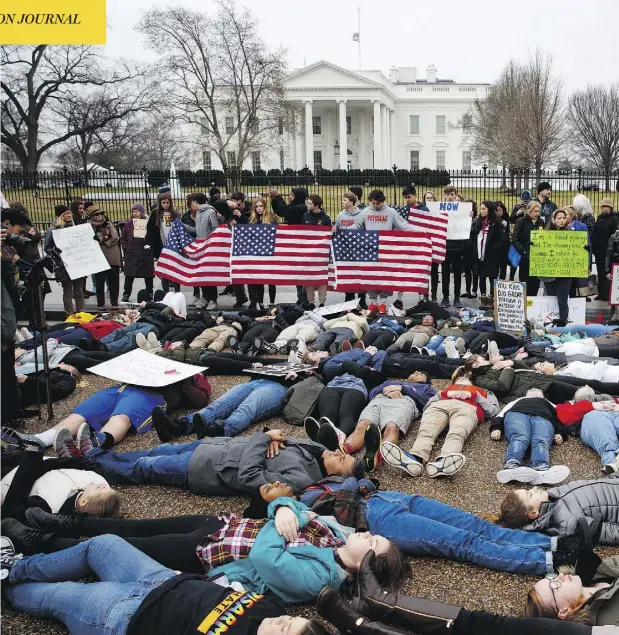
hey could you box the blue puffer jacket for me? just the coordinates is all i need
[209,497,349,603]
[369,318,406,336]
[369,380,436,409]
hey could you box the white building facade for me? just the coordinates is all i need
[194,61,489,173]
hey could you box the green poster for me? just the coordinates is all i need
[529,230,588,278]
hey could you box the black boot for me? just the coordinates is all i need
[151,406,187,443]
[24,508,84,538]
[353,551,461,633]
[1,517,56,555]
[318,588,410,635]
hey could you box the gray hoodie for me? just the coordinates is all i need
[352,203,415,231]
[336,208,362,229]
[195,204,220,239]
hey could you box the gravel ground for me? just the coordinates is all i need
[2,369,615,634]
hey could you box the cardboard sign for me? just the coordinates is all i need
[426,202,473,241]
[611,264,619,306]
[133,219,147,238]
[313,300,359,316]
[494,280,526,334]
[88,349,205,387]
[529,230,589,278]
[526,296,586,327]
[243,362,318,377]
[52,224,110,280]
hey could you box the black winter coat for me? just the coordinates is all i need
[471,218,506,278]
[21,368,76,406]
[271,187,308,225]
[511,215,544,258]
[301,210,332,226]
[120,221,154,279]
[593,212,619,254]
[606,231,619,275]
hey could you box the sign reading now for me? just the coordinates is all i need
[0,0,106,44]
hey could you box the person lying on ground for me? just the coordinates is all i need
[381,374,499,479]
[49,425,364,500]
[498,476,619,545]
[14,339,117,373]
[319,550,608,635]
[360,315,409,351]
[526,551,619,626]
[13,374,211,449]
[15,364,79,407]
[311,312,369,355]
[386,314,438,351]
[488,388,570,485]
[0,436,121,522]
[151,370,309,440]
[463,355,619,402]
[1,534,329,635]
[10,497,407,605]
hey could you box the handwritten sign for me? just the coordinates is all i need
[243,362,318,377]
[611,264,619,306]
[426,202,473,241]
[52,224,110,280]
[88,348,204,387]
[526,296,586,328]
[313,300,359,316]
[133,219,147,238]
[494,280,526,334]
[529,230,588,278]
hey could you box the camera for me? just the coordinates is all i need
[5,233,32,249]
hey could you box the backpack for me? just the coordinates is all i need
[282,375,325,425]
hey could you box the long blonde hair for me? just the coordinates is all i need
[250,198,278,224]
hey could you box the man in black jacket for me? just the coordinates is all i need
[594,198,619,301]
[533,182,557,225]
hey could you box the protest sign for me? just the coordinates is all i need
[243,362,318,377]
[52,224,110,280]
[526,296,586,327]
[611,264,619,306]
[88,349,204,387]
[313,300,359,316]
[426,202,473,241]
[133,219,147,238]
[529,230,588,278]
[494,280,526,334]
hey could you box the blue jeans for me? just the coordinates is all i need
[88,441,201,486]
[435,335,456,357]
[580,411,619,465]
[101,323,156,354]
[366,492,553,575]
[187,379,287,437]
[426,335,445,351]
[504,411,555,470]
[551,324,616,337]
[5,535,176,635]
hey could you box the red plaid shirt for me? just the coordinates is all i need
[196,514,345,572]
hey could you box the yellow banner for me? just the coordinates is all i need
[0,0,106,44]
[529,230,589,278]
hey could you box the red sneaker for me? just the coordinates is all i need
[341,340,352,351]
[378,303,387,314]
[354,340,365,350]
[367,303,379,312]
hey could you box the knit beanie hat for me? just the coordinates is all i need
[537,182,551,193]
[55,204,70,217]
[131,202,146,214]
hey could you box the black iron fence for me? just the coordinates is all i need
[3,166,618,228]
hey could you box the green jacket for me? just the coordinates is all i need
[590,556,619,625]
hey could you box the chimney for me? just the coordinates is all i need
[427,64,437,83]
[389,68,399,83]
[398,67,417,83]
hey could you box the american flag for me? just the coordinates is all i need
[408,208,449,263]
[330,230,432,293]
[231,224,332,285]
[154,220,232,286]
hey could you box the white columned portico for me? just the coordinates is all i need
[304,100,314,169]
[338,99,348,170]
[373,100,382,169]
[358,110,367,169]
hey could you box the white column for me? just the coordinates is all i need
[373,100,382,169]
[289,128,296,170]
[304,100,314,170]
[386,108,393,168]
[325,109,335,169]
[338,99,348,170]
[358,110,366,169]
[380,104,388,168]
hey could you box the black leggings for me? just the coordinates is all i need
[62,350,117,372]
[442,251,462,299]
[478,277,495,296]
[43,515,225,574]
[382,352,463,380]
[241,323,278,350]
[163,327,203,345]
[362,330,396,350]
[317,387,367,435]
[204,352,283,375]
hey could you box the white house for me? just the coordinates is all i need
[194,61,490,173]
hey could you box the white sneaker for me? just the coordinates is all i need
[487,340,500,358]
[426,453,466,478]
[147,332,160,350]
[206,301,218,310]
[454,337,466,354]
[444,340,460,359]
[135,333,150,350]
[388,304,406,316]
[190,296,200,306]
[532,465,570,485]
[380,441,423,477]
[195,298,207,309]
[14,330,25,344]
[496,465,539,484]
[20,327,33,340]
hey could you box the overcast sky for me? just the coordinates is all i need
[103,0,618,92]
